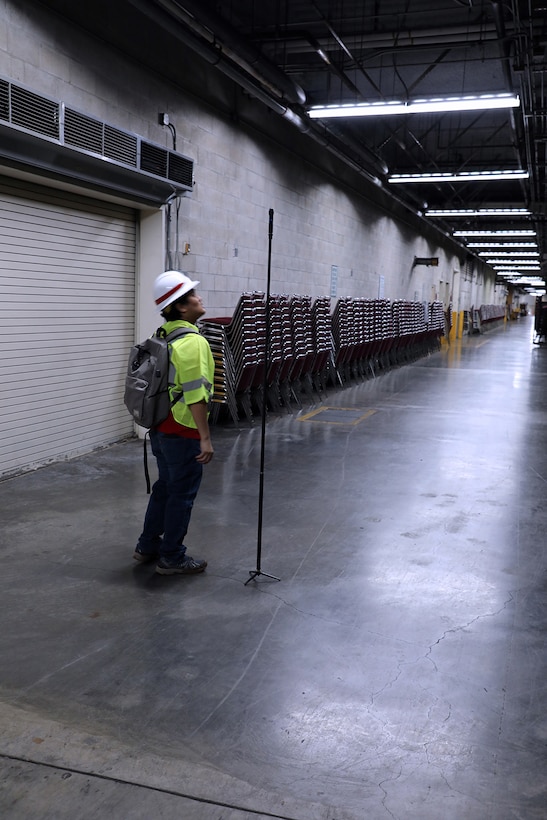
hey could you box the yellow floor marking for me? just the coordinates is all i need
[298,407,377,425]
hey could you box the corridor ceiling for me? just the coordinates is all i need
[38,0,547,290]
[169,0,547,291]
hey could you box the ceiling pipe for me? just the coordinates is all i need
[305,33,364,99]
[490,1,530,202]
[155,0,306,107]
[321,123,389,176]
[257,24,501,56]
[126,0,465,249]
[124,0,294,113]
[126,0,388,181]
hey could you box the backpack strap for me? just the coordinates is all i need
[144,431,152,494]
[155,325,199,341]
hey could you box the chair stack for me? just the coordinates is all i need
[310,296,333,393]
[287,295,315,402]
[269,294,294,409]
[199,320,239,425]
[348,298,365,379]
[371,299,392,370]
[428,301,445,350]
[264,295,286,410]
[331,297,351,384]
[203,292,449,423]
[393,301,431,362]
[201,291,266,423]
[414,302,429,358]
[359,299,376,375]
[479,304,505,328]
[391,300,411,363]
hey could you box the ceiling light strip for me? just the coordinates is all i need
[453,230,536,236]
[390,170,528,184]
[490,259,541,270]
[480,251,540,257]
[467,243,538,249]
[308,93,520,119]
[426,208,531,216]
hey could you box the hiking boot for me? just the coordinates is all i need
[155,555,208,575]
[133,546,159,563]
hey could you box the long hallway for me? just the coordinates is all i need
[1,317,546,819]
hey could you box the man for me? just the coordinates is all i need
[133,270,215,575]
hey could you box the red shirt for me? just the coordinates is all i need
[156,412,201,439]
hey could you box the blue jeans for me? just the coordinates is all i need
[137,430,203,560]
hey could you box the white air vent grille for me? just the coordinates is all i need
[11,85,59,139]
[64,109,103,154]
[141,142,168,177]
[140,142,194,187]
[0,79,9,121]
[169,152,194,187]
[104,124,138,166]
[64,109,138,167]
[0,76,194,192]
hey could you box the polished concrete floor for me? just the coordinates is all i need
[1,317,547,820]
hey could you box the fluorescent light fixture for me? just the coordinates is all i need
[489,263,541,269]
[480,251,540,258]
[390,170,529,184]
[453,230,536,236]
[427,208,531,216]
[493,269,541,274]
[495,267,539,271]
[467,242,538,248]
[491,264,541,270]
[308,93,520,119]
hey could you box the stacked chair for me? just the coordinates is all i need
[359,299,376,376]
[201,292,447,424]
[428,301,445,350]
[199,317,239,426]
[262,295,285,411]
[200,291,266,424]
[310,297,334,394]
[331,298,353,383]
[286,295,316,403]
[268,294,294,409]
[391,300,428,364]
[372,299,394,372]
[479,304,506,329]
[348,298,366,380]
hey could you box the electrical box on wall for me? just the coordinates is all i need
[413,257,439,267]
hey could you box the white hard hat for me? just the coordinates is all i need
[154,270,200,312]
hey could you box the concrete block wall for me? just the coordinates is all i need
[1,0,505,323]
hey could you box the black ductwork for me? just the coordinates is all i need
[161,0,307,107]
[0,76,195,206]
[119,0,474,254]
[126,0,389,183]
[0,122,179,206]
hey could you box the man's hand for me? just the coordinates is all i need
[189,400,214,463]
[196,435,214,463]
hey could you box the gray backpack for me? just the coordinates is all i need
[123,326,198,430]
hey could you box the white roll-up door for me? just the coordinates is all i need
[0,176,137,478]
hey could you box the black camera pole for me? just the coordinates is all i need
[246,208,280,585]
